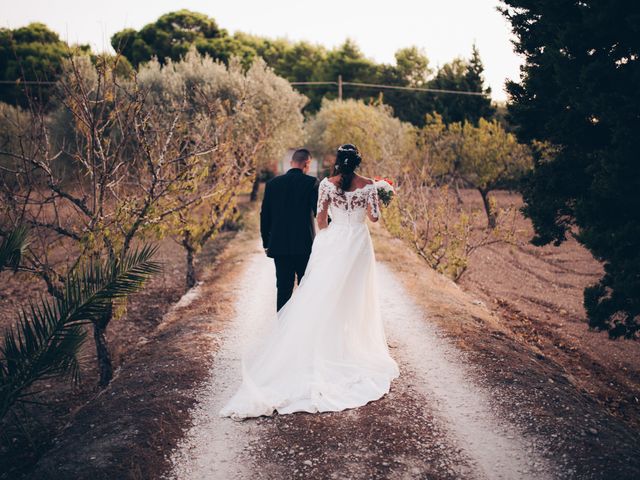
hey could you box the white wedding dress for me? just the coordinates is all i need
[219,178,399,418]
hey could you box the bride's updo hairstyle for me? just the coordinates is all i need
[334,143,362,192]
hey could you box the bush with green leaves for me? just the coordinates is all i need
[305,98,417,176]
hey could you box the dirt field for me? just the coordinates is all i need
[456,189,640,430]
[370,194,640,478]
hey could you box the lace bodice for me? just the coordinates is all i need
[317,178,380,225]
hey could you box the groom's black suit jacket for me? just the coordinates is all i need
[260,168,319,258]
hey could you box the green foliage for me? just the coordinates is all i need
[395,47,432,87]
[429,45,495,124]
[111,10,227,67]
[2,13,497,125]
[0,225,29,272]
[418,115,532,227]
[0,231,160,421]
[501,0,640,337]
[305,98,416,176]
[137,47,305,162]
[110,11,495,125]
[0,23,88,107]
[458,118,532,191]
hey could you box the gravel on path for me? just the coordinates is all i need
[168,245,559,479]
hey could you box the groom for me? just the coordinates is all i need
[260,149,319,311]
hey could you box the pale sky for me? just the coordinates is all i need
[2,0,523,101]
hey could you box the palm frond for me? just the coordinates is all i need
[0,226,30,272]
[0,243,162,421]
[63,243,162,325]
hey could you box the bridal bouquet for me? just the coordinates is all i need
[374,177,395,207]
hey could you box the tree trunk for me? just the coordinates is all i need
[250,174,260,202]
[93,309,113,387]
[186,246,197,289]
[453,178,464,206]
[479,188,496,229]
[182,230,198,289]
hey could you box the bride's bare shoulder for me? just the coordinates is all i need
[355,174,375,186]
[326,175,341,187]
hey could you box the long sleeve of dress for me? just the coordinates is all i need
[366,184,380,221]
[316,179,331,229]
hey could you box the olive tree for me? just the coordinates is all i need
[458,118,532,228]
[243,57,307,200]
[305,98,417,177]
[137,49,305,285]
[419,117,532,228]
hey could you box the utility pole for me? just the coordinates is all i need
[338,75,343,101]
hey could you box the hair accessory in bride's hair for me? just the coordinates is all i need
[334,144,362,192]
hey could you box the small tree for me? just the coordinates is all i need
[385,174,516,282]
[458,118,532,228]
[421,117,532,228]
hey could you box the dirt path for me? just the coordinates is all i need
[169,248,273,479]
[168,242,561,480]
[378,262,557,479]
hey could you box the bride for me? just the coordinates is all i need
[220,144,399,419]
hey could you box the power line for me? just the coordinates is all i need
[0,80,56,85]
[290,79,487,97]
[288,81,338,86]
[345,81,487,96]
[1,78,488,97]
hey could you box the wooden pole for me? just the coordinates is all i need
[338,75,343,101]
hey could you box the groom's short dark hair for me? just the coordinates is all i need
[291,148,312,164]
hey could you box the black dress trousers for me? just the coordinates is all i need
[273,254,310,311]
